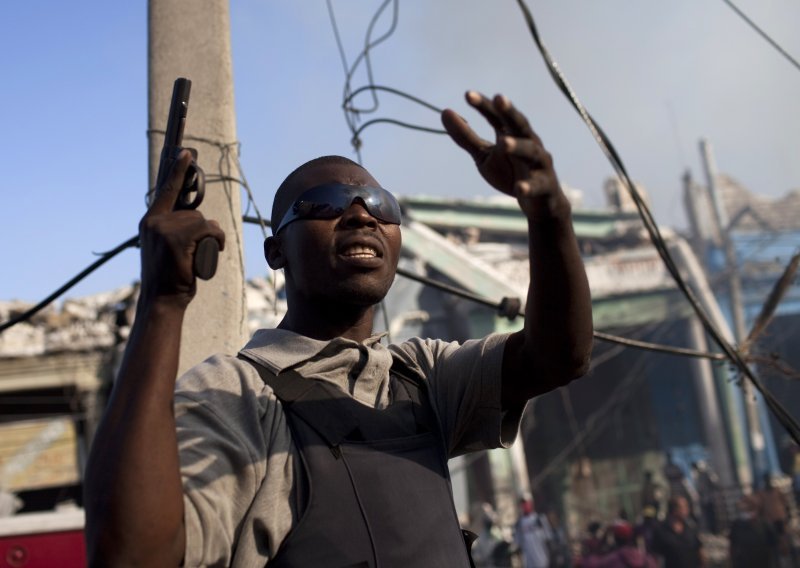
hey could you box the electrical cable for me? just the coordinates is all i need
[350,118,447,145]
[327,1,448,157]
[720,0,800,73]
[0,236,138,334]
[328,0,400,162]
[343,84,444,114]
[391,263,725,360]
[342,0,399,115]
[514,0,800,444]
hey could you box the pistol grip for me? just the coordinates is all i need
[194,236,219,280]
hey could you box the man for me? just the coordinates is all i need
[728,495,777,568]
[640,469,664,516]
[756,473,792,562]
[758,473,791,531]
[691,461,719,534]
[652,496,705,568]
[84,91,593,566]
[663,452,699,520]
[514,497,553,568]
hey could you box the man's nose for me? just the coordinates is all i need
[339,200,378,229]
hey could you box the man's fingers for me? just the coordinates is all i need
[441,108,490,160]
[499,136,552,168]
[493,94,538,139]
[170,214,226,255]
[464,91,541,144]
[206,219,226,252]
[148,150,193,216]
[464,91,508,133]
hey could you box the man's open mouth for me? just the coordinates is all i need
[341,245,378,259]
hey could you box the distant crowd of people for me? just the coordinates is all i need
[469,497,572,568]
[467,452,799,568]
[579,495,697,568]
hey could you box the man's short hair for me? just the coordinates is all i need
[270,155,365,233]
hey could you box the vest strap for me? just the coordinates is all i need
[238,354,360,447]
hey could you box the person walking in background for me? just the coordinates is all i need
[729,494,778,568]
[514,497,553,568]
[635,505,660,557]
[640,470,664,517]
[691,461,720,534]
[581,521,607,559]
[652,496,705,568]
[471,502,511,568]
[756,473,793,565]
[663,453,700,523]
[545,510,571,568]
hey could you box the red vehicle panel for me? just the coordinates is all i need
[0,510,85,568]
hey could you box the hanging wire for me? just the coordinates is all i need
[327,1,448,156]
[514,0,800,443]
[342,0,400,115]
[327,0,401,162]
[0,236,138,334]
[350,118,446,144]
[393,263,726,361]
[720,0,800,72]
[343,84,445,114]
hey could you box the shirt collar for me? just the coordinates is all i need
[239,328,388,375]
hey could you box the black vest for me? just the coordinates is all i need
[241,355,474,567]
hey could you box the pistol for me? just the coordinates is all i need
[155,77,218,280]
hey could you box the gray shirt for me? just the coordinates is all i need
[175,329,521,567]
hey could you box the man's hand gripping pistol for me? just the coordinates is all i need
[154,77,218,280]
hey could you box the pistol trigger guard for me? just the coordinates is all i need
[177,159,206,211]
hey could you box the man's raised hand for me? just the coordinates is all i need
[138,149,225,308]
[441,91,568,220]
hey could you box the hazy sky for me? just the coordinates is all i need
[2,1,798,304]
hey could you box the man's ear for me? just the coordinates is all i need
[264,236,286,269]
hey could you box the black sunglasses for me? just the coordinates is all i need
[275,183,402,234]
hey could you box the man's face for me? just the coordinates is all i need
[274,162,402,307]
[673,497,689,519]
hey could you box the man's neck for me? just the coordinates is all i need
[278,301,377,343]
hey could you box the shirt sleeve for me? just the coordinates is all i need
[390,333,525,457]
[174,355,272,567]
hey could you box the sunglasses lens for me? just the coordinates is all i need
[293,200,344,219]
[361,189,401,224]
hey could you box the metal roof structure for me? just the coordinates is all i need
[400,195,643,240]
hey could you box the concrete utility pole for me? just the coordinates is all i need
[148,0,246,375]
[700,139,766,487]
[669,238,749,488]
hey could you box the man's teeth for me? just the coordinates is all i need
[343,246,377,258]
